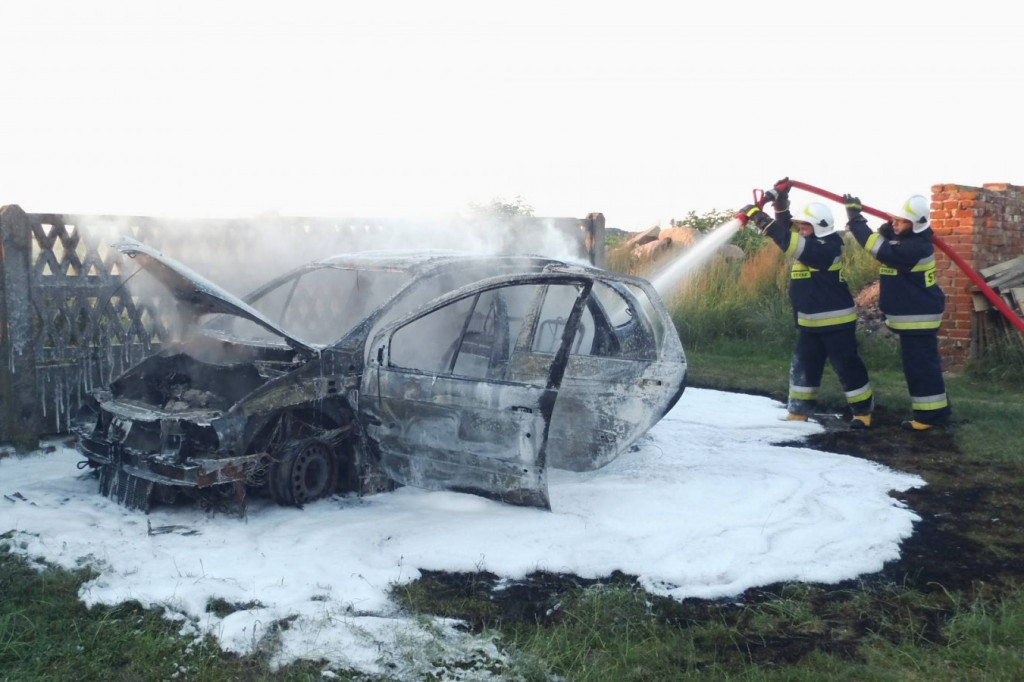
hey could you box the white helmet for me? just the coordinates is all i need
[891,195,931,233]
[793,202,835,237]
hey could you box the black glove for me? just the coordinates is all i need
[878,221,895,239]
[843,194,862,220]
[736,204,771,230]
[773,177,792,194]
[765,177,791,212]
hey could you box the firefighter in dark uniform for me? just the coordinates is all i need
[844,193,951,431]
[738,179,874,428]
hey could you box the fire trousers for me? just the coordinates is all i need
[897,331,951,425]
[788,326,873,417]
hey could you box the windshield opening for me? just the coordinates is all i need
[203,266,413,345]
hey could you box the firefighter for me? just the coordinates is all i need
[844,193,951,431]
[737,178,873,428]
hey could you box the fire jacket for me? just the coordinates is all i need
[847,215,945,334]
[764,210,857,332]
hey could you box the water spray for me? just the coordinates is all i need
[781,179,1024,337]
[646,186,774,298]
[648,217,745,296]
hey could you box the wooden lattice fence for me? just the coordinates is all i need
[1,205,604,449]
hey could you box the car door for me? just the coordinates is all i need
[359,274,591,509]
[501,274,688,473]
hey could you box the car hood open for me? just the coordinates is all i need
[113,238,315,353]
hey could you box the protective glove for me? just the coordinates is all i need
[736,204,771,230]
[877,221,895,239]
[764,177,792,212]
[843,194,862,221]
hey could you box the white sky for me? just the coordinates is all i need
[2,388,924,678]
[1,1,1021,230]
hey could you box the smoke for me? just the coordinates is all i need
[70,210,591,299]
[58,209,593,350]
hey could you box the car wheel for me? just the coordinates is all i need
[269,437,338,507]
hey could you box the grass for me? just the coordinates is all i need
[392,571,1024,681]
[0,541,334,681]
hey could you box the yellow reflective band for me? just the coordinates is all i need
[845,384,873,401]
[791,262,817,279]
[866,233,884,257]
[789,391,817,400]
[785,233,799,257]
[911,262,936,273]
[879,265,898,276]
[886,319,942,331]
[847,390,873,404]
[798,313,858,327]
[912,397,949,411]
[884,319,937,329]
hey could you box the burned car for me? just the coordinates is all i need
[76,239,687,511]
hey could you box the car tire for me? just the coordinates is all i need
[269,437,339,507]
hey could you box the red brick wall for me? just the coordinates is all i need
[930,183,1024,370]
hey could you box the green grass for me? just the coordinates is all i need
[393,570,1024,681]
[0,544,335,681]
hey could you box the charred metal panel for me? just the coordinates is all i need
[364,368,554,509]
[547,357,687,471]
[100,465,156,511]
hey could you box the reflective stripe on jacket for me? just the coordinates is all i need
[765,211,857,331]
[848,215,945,334]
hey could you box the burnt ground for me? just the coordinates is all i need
[802,409,1024,592]
[399,405,1024,670]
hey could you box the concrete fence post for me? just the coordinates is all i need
[0,205,42,450]
[585,213,606,268]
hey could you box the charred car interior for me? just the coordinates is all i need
[75,239,687,511]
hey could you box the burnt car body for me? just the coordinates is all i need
[76,239,687,511]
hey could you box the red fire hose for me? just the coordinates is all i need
[785,179,1024,337]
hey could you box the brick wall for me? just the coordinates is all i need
[931,183,1024,370]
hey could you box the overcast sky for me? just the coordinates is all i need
[2,388,923,678]
[2,1,1020,230]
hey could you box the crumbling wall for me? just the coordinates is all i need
[931,183,1024,370]
[0,206,604,449]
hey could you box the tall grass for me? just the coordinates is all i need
[664,247,794,352]
[965,322,1024,384]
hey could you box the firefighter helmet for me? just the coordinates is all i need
[793,202,835,237]
[891,195,931,233]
